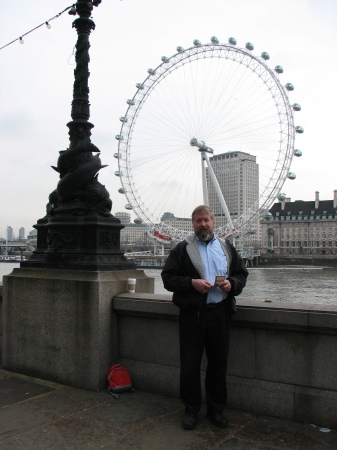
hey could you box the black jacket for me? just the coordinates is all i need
[161,234,248,316]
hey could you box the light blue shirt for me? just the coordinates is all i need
[196,236,228,304]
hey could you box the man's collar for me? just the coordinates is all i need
[196,234,216,244]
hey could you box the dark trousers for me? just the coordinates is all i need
[179,301,230,414]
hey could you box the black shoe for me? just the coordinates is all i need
[206,411,228,428]
[182,413,197,430]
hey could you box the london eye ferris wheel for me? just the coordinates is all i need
[114,36,303,242]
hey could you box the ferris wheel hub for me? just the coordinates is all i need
[190,138,214,154]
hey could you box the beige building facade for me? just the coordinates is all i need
[207,151,260,246]
[261,191,337,255]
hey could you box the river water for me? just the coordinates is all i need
[1,263,336,305]
[143,267,337,306]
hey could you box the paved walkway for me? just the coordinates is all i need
[0,369,336,450]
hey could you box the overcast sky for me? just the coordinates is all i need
[1,0,337,238]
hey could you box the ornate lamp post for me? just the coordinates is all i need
[23,0,135,270]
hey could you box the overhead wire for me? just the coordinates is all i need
[0,4,74,51]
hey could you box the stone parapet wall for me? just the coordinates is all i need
[1,275,336,428]
[113,294,337,428]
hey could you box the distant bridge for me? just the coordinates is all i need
[0,240,34,252]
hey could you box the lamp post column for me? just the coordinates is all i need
[23,0,135,271]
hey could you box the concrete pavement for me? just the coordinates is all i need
[0,369,336,450]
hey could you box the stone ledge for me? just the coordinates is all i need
[113,294,177,320]
[4,267,149,282]
[113,295,337,334]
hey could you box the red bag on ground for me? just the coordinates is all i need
[106,363,133,399]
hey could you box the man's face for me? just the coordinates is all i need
[192,211,215,241]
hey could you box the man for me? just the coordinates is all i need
[161,205,248,430]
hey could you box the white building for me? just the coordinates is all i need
[19,227,25,239]
[261,191,337,255]
[162,217,194,235]
[120,223,150,246]
[6,226,13,241]
[207,151,260,246]
[115,212,131,224]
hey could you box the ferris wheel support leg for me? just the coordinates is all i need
[201,153,209,206]
[203,152,234,230]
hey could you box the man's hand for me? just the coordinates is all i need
[218,279,231,293]
[192,279,212,294]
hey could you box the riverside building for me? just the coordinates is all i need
[261,191,337,255]
[207,151,260,247]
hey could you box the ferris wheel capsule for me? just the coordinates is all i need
[134,217,143,224]
[277,193,286,201]
[285,83,294,91]
[210,36,219,44]
[118,188,125,194]
[127,99,135,105]
[176,46,184,52]
[113,153,119,159]
[114,171,121,176]
[246,42,254,51]
[136,83,144,89]
[295,126,304,134]
[287,172,296,180]
[293,149,302,157]
[263,211,273,220]
[275,65,284,74]
[228,37,237,45]
[261,51,270,60]
[119,116,128,122]
[193,39,202,46]
[115,134,123,140]
[161,56,169,62]
[292,103,301,111]
[148,68,156,75]
[125,204,133,210]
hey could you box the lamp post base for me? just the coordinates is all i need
[22,214,136,271]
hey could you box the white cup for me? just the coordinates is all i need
[127,278,136,293]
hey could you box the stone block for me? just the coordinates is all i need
[227,375,295,420]
[117,315,180,366]
[2,268,154,391]
[295,386,337,429]
[255,330,337,390]
[228,327,256,377]
[118,358,180,399]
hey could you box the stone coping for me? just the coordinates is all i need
[2,267,146,281]
[113,293,337,334]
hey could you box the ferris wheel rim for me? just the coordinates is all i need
[116,38,298,238]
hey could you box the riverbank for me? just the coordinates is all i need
[258,254,337,268]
